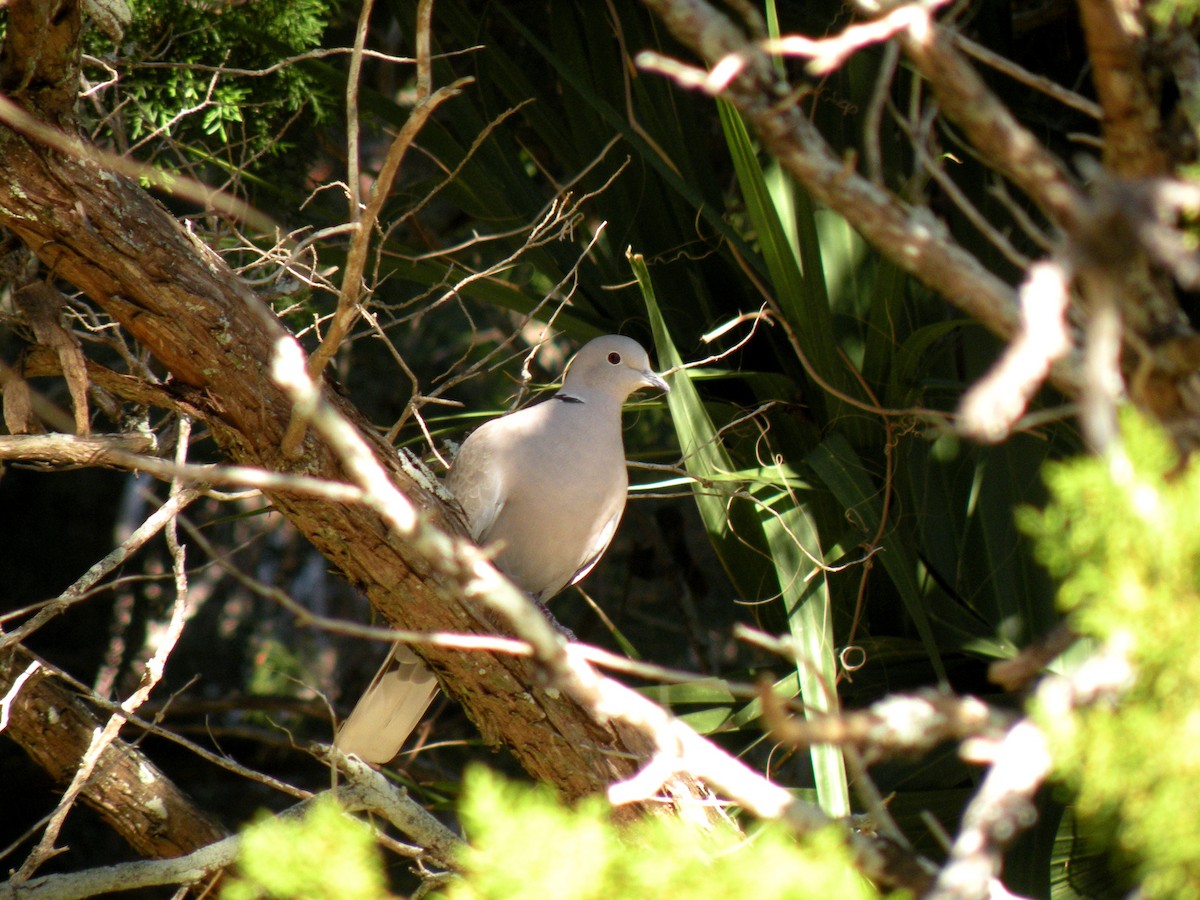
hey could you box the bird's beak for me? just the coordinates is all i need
[642,370,671,393]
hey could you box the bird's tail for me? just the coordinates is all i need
[335,643,439,764]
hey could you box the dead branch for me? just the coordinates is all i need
[0,643,229,861]
[760,685,1015,762]
[1076,0,1171,177]
[0,432,156,466]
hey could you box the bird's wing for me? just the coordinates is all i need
[445,418,508,543]
[560,501,624,596]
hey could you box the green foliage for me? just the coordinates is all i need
[222,796,391,900]
[90,0,332,161]
[635,250,850,816]
[445,767,881,900]
[1147,0,1200,27]
[246,636,303,696]
[1020,411,1200,898]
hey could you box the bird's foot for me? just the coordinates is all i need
[534,601,576,641]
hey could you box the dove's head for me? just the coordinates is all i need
[560,335,670,403]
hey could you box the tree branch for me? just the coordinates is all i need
[0,643,229,860]
[634,0,1084,398]
[0,0,705,819]
[1076,0,1171,177]
[0,759,464,900]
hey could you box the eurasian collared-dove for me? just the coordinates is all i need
[335,335,670,763]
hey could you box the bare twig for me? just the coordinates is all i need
[129,45,479,79]
[879,0,1087,232]
[29,653,314,802]
[296,5,472,428]
[958,259,1074,443]
[657,307,770,377]
[0,94,275,232]
[926,719,1051,900]
[0,764,464,900]
[766,0,952,75]
[0,433,363,502]
[0,432,156,466]
[634,0,1079,396]
[760,683,1014,760]
[989,623,1078,692]
[952,32,1101,121]
[0,486,203,650]
[177,511,532,656]
[12,420,197,882]
[345,0,375,219]
[863,40,900,184]
[415,0,434,102]
[286,70,474,452]
[930,639,1136,899]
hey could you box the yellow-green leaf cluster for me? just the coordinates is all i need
[1019,410,1200,898]
[222,796,391,900]
[445,767,881,900]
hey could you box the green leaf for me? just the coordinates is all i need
[632,249,776,604]
[717,100,852,425]
[636,250,851,815]
[762,502,851,817]
[808,433,949,681]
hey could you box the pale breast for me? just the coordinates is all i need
[445,397,628,600]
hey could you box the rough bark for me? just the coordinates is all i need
[0,0,80,125]
[0,643,230,857]
[1077,0,1172,177]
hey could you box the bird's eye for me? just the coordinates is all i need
[607,351,622,365]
